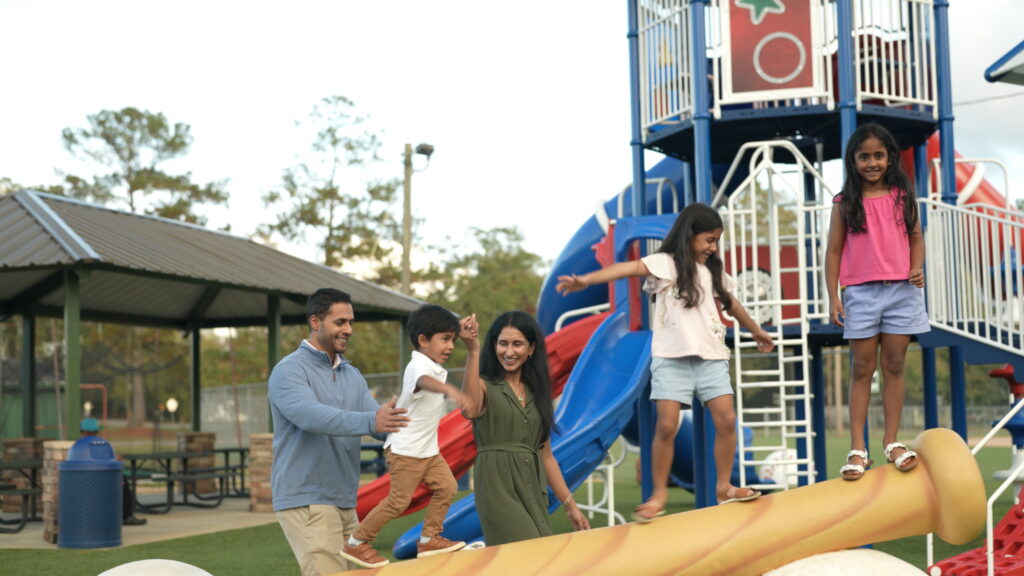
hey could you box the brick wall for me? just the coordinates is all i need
[248,433,273,513]
[41,440,74,544]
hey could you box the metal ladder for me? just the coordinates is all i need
[713,140,835,492]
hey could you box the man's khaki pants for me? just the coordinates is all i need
[277,505,359,576]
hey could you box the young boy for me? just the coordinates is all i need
[340,305,476,568]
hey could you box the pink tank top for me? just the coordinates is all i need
[834,190,911,286]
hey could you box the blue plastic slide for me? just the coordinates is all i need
[392,310,651,558]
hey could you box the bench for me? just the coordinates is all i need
[0,487,43,534]
[0,460,43,534]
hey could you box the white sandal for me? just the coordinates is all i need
[840,449,871,481]
[884,442,918,472]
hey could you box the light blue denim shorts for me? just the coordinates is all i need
[842,280,930,340]
[650,356,733,408]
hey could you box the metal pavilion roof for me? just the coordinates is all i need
[0,189,422,327]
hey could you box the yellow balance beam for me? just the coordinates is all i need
[334,427,984,576]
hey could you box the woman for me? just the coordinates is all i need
[461,311,589,545]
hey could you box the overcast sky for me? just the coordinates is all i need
[1,1,1022,270]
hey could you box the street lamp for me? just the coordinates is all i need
[166,396,179,424]
[402,143,434,294]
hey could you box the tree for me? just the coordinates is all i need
[258,96,402,272]
[54,107,227,425]
[427,226,546,333]
[60,107,228,224]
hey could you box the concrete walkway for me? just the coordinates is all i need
[0,497,277,550]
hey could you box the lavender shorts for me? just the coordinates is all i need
[842,280,930,340]
[650,356,733,409]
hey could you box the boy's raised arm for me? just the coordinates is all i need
[458,314,485,419]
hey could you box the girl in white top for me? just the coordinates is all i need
[556,203,774,521]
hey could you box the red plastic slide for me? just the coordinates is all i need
[901,133,1013,210]
[355,311,609,520]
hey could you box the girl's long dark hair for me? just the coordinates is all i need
[839,122,918,234]
[657,202,733,310]
[479,311,557,442]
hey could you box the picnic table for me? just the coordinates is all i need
[0,459,43,534]
[125,448,248,514]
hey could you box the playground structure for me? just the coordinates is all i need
[343,0,1024,571]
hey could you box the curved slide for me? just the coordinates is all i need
[392,310,652,558]
[355,312,608,520]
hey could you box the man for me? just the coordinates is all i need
[79,418,147,526]
[269,288,410,576]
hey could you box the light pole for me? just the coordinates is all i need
[166,396,179,424]
[401,142,434,294]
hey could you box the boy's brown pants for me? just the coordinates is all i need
[354,449,458,542]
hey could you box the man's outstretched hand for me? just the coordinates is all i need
[375,396,410,434]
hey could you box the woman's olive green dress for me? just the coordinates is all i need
[471,378,552,545]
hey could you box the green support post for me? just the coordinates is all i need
[267,295,281,433]
[20,313,36,437]
[191,325,202,432]
[63,270,81,440]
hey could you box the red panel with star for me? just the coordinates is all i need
[730,0,815,93]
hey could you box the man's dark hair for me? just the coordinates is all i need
[305,288,352,327]
[407,304,459,349]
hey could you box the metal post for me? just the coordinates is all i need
[63,269,81,441]
[691,0,713,205]
[402,143,413,294]
[836,0,857,161]
[627,0,646,218]
[20,313,36,437]
[267,295,281,433]
[933,0,956,205]
[191,325,202,432]
[810,345,827,483]
[950,346,967,440]
[922,346,938,429]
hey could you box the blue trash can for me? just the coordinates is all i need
[58,436,123,548]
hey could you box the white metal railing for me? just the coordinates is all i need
[853,0,938,115]
[923,198,1024,355]
[636,1,938,135]
[928,157,1012,209]
[926,397,1024,575]
[579,440,629,527]
[615,177,680,220]
[715,140,837,492]
[638,0,692,131]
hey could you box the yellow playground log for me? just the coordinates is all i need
[334,428,985,576]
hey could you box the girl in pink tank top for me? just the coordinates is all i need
[825,123,927,482]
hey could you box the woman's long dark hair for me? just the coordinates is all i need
[479,311,557,442]
[657,202,733,311]
[839,122,918,234]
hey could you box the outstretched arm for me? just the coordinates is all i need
[555,260,650,295]
[540,442,590,532]
[724,299,775,353]
[458,314,486,419]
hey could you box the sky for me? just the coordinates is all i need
[1,1,1022,272]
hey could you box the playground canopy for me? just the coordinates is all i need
[985,39,1024,86]
[0,189,422,436]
